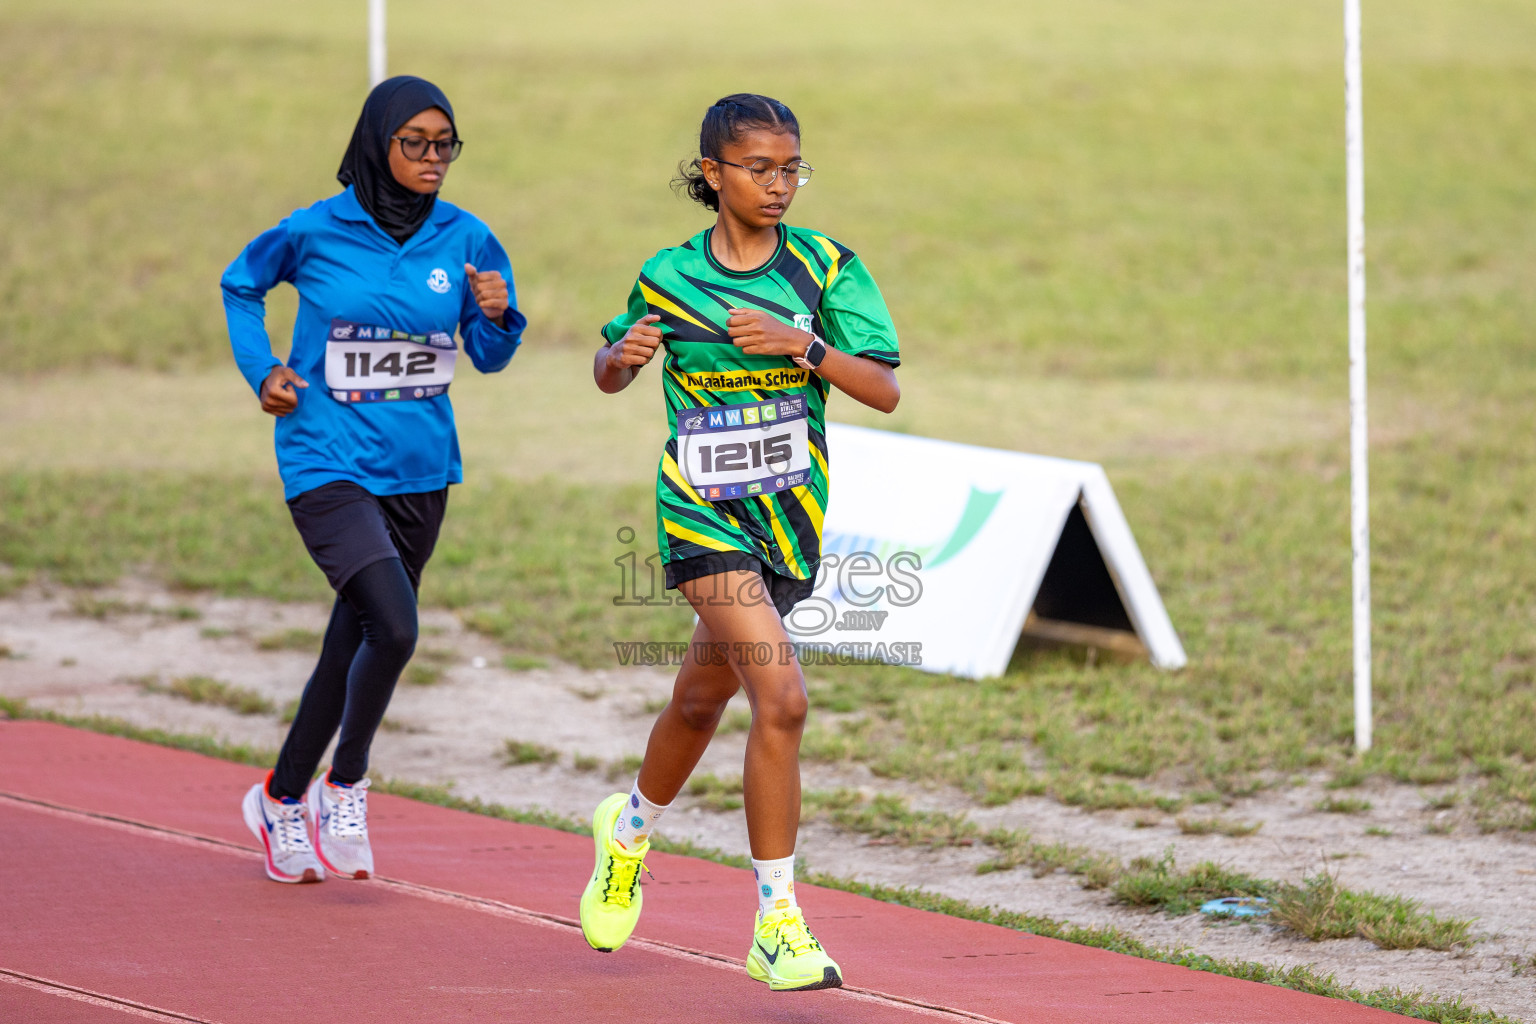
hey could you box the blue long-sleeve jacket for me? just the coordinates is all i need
[221,185,526,500]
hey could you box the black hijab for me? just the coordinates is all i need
[337,76,456,245]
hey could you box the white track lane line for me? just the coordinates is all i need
[0,967,222,1023]
[0,791,1011,1024]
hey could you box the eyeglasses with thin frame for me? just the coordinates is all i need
[392,136,464,163]
[713,157,814,188]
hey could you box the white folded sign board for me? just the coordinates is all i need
[789,423,1186,679]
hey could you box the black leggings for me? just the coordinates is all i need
[269,557,418,799]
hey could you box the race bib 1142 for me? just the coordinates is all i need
[676,396,811,501]
[325,318,457,403]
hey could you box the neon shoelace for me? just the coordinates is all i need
[328,779,370,838]
[273,800,313,853]
[603,854,645,908]
[769,915,822,956]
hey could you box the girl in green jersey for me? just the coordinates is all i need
[581,94,901,992]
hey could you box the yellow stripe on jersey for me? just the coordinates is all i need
[757,495,808,579]
[661,452,746,531]
[666,363,712,407]
[663,517,741,554]
[809,439,829,481]
[641,282,720,335]
[791,485,824,536]
[785,242,824,288]
[661,451,707,506]
[810,234,842,289]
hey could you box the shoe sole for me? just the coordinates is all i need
[241,785,322,884]
[746,954,843,992]
[306,777,371,880]
[585,796,616,952]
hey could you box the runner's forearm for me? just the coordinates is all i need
[594,344,640,393]
[815,348,899,413]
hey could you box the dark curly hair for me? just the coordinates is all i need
[673,93,801,212]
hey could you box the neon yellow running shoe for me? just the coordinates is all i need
[745,906,844,991]
[578,792,650,952]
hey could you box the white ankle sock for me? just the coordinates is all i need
[612,780,669,851]
[752,854,797,916]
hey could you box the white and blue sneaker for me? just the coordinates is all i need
[242,770,324,883]
[307,771,374,880]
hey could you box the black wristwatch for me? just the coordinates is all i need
[793,334,827,370]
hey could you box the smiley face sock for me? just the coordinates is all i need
[611,780,669,852]
[752,854,797,916]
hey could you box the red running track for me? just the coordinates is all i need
[0,720,1412,1023]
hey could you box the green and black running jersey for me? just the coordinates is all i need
[602,223,900,581]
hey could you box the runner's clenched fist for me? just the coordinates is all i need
[464,262,508,325]
[259,365,309,417]
[607,313,663,371]
[726,307,807,357]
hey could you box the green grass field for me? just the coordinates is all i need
[4,0,1536,819]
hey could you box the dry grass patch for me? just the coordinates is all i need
[256,628,321,652]
[135,674,272,716]
[72,596,197,621]
[686,773,744,811]
[1176,815,1262,837]
[403,647,456,686]
[1271,871,1475,952]
[605,754,643,782]
[502,739,560,766]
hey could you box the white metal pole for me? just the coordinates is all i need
[368,0,387,88]
[1344,0,1371,752]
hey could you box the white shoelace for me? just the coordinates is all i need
[272,799,314,853]
[328,779,370,838]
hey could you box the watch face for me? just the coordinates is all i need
[807,338,827,367]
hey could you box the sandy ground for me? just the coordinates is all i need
[2,579,1533,1022]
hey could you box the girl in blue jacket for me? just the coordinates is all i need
[221,76,525,884]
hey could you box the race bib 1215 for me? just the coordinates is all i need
[676,396,811,500]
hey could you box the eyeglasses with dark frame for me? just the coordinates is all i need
[713,157,814,188]
[391,136,464,163]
